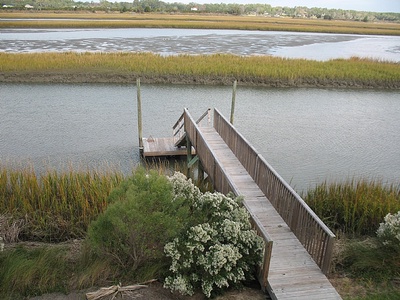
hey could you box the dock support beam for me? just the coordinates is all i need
[137,78,143,154]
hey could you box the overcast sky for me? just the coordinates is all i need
[163,0,400,13]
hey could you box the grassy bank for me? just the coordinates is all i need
[304,179,400,236]
[1,165,399,299]
[0,165,125,242]
[304,179,400,300]
[1,52,399,88]
[1,12,400,36]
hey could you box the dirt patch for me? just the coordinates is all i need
[3,240,268,300]
[27,281,268,300]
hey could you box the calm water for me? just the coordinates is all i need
[1,83,399,192]
[1,28,399,61]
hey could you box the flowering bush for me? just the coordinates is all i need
[163,177,263,298]
[167,171,202,206]
[376,210,400,251]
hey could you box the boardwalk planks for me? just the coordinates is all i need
[197,123,341,300]
[142,108,341,299]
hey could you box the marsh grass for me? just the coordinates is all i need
[1,52,399,87]
[0,12,399,35]
[304,179,400,236]
[0,245,70,299]
[0,164,124,242]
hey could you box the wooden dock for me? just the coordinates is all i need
[142,137,194,157]
[198,125,341,300]
[139,108,342,300]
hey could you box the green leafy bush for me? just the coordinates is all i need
[85,170,262,296]
[163,190,263,298]
[85,168,189,280]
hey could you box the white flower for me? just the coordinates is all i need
[377,211,400,246]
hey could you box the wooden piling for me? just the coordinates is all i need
[137,78,143,152]
[230,80,237,124]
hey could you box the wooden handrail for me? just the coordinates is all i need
[195,108,211,125]
[172,111,185,145]
[172,111,185,131]
[183,108,273,290]
[213,108,335,275]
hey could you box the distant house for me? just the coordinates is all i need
[191,7,198,11]
[25,4,34,9]
[2,5,14,8]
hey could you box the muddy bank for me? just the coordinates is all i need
[1,72,398,89]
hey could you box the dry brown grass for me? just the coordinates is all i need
[0,12,399,35]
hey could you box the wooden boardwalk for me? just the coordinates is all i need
[198,126,341,300]
[140,108,342,300]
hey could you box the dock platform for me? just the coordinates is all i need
[142,137,194,157]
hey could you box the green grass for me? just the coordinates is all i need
[1,168,400,299]
[0,245,70,299]
[304,179,400,236]
[305,179,400,299]
[1,53,399,88]
[0,165,124,242]
[349,291,400,300]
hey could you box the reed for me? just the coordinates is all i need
[1,53,399,88]
[0,12,399,35]
[0,245,70,298]
[304,178,400,236]
[0,165,124,242]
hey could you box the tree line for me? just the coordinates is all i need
[2,0,400,22]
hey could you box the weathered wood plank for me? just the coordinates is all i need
[196,124,342,300]
[142,137,195,157]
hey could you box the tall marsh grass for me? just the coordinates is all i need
[0,12,399,36]
[0,165,124,242]
[304,179,400,237]
[0,245,70,298]
[1,53,399,87]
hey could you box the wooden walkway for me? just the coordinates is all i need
[140,108,342,300]
[198,126,341,300]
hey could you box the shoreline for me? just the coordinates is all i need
[1,72,399,89]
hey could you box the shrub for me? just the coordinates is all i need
[85,170,262,296]
[163,191,263,298]
[85,168,189,280]
[377,211,400,252]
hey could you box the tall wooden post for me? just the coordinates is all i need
[137,78,143,152]
[230,80,237,124]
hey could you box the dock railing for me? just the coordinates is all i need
[213,108,335,274]
[173,109,211,146]
[183,108,273,290]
